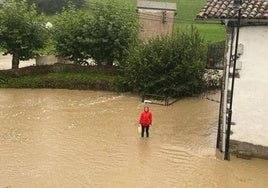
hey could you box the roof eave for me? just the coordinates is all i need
[137,6,177,12]
[195,18,268,25]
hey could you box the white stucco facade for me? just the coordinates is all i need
[231,26,268,146]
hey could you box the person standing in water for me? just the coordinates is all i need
[139,106,152,137]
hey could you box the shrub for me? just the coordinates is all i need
[119,27,207,97]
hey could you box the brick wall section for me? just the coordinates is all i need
[139,10,175,41]
[138,9,176,41]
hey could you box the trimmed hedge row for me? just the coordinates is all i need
[0,63,118,77]
[0,64,118,91]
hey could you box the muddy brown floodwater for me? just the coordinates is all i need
[0,89,267,187]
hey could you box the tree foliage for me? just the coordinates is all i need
[53,1,139,66]
[0,0,48,69]
[119,27,207,97]
[90,0,139,65]
[27,0,86,15]
[53,6,93,64]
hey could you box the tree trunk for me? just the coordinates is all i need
[106,59,113,66]
[12,53,20,69]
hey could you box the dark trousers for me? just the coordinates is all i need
[141,125,149,137]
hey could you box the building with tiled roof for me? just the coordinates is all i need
[197,0,268,160]
[197,0,268,23]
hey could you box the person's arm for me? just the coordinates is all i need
[150,112,152,125]
[139,113,142,125]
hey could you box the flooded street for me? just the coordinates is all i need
[0,89,267,187]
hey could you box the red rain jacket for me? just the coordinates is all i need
[139,106,152,126]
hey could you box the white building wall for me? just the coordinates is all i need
[231,26,268,146]
[0,53,35,70]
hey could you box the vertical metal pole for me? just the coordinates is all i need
[217,26,234,150]
[216,83,223,149]
[224,7,241,160]
[222,26,234,152]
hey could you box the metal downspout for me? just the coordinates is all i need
[222,26,235,152]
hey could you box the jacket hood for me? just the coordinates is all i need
[144,106,149,112]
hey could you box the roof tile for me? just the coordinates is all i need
[197,0,268,20]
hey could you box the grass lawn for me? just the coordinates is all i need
[86,0,226,43]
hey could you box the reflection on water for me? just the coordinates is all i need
[0,89,267,187]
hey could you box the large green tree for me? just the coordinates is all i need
[0,0,48,69]
[53,1,139,66]
[90,1,139,65]
[53,7,93,64]
[119,27,207,97]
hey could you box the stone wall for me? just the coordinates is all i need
[0,64,118,77]
[36,55,72,65]
[230,140,268,160]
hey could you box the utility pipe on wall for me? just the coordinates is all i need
[222,27,234,152]
[224,3,242,160]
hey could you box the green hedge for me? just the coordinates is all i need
[118,27,207,97]
[0,72,116,90]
